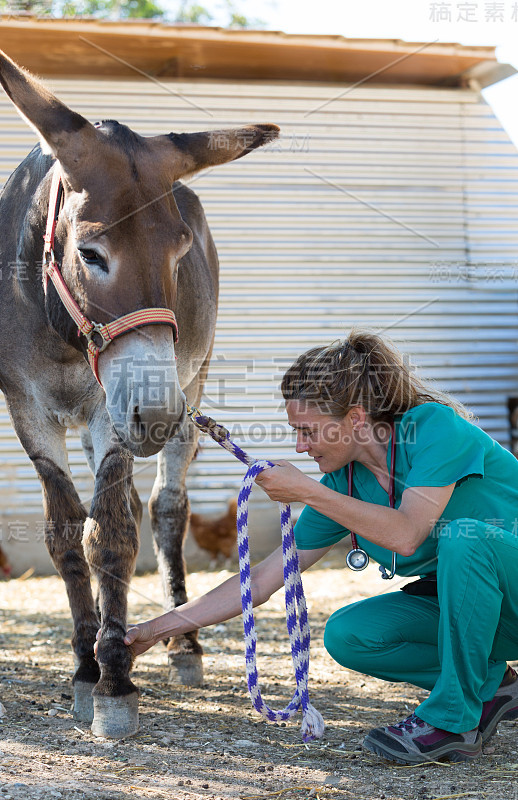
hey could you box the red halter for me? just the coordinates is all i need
[42,168,179,386]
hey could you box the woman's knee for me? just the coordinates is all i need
[324,608,359,668]
[324,599,384,670]
[324,593,440,672]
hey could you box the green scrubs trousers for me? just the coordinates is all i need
[323,518,518,733]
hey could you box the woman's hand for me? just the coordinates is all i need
[94,621,159,660]
[123,622,159,657]
[255,460,314,503]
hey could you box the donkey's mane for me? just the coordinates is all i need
[95,120,146,181]
[97,119,145,153]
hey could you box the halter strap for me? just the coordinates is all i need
[42,168,179,386]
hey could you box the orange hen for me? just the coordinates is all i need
[190,498,238,563]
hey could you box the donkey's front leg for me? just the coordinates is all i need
[149,425,203,686]
[7,408,100,723]
[32,453,100,721]
[83,447,139,738]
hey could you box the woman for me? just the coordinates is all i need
[123,331,518,765]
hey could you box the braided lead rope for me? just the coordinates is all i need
[187,406,325,741]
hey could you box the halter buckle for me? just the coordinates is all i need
[85,322,111,353]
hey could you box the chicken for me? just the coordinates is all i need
[190,498,238,566]
[0,546,11,579]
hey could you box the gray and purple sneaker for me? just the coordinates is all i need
[363,713,481,765]
[479,666,518,744]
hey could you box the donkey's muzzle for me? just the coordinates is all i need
[106,381,186,458]
[119,394,187,457]
[99,327,185,457]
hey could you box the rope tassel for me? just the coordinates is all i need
[187,406,325,741]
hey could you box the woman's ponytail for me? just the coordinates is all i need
[281,329,471,421]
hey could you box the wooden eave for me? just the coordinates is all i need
[0,17,510,87]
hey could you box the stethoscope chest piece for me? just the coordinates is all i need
[346,547,369,571]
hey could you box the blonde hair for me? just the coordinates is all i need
[281,329,472,422]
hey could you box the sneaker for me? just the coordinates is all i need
[479,666,518,744]
[363,713,482,765]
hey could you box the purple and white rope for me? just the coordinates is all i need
[187,406,324,741]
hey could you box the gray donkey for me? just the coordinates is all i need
[0,50,279,738]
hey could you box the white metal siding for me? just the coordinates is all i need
[1,78,517,518]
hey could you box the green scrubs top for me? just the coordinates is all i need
[294,402,518,577]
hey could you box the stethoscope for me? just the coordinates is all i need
[345,422,397,580]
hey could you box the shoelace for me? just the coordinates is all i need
[392,713,426,732]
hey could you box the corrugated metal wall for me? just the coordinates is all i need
[1,77,518,519]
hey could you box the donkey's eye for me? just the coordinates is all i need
[78,248,108,272]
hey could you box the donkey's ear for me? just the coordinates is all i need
[165,124,280,178]
[0,50,97,169]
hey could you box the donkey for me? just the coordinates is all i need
[0,51,279,738]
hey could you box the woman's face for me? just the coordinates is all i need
[285,399,356,473]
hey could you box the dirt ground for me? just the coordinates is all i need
[0,554,517,800]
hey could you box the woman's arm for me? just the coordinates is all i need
[123,543,333,657]
[255,462,454,557]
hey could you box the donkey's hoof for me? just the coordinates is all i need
[91,693,139,739]
[168,653,204,687]
[73,681,96,723]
